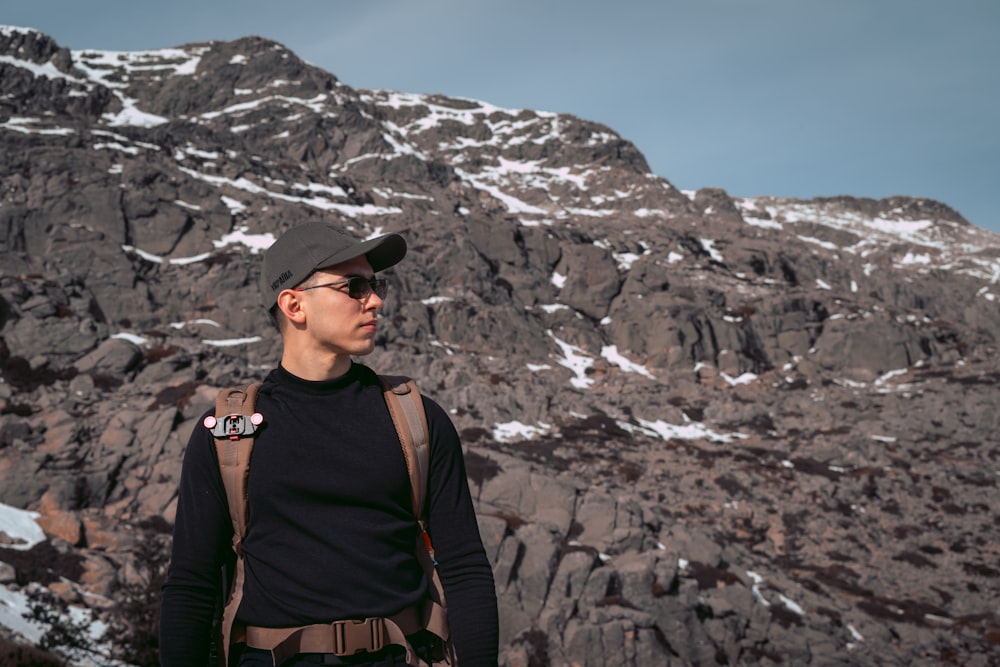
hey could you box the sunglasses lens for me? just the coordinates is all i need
[347,277,388,299]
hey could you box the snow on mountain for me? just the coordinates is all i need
[0,502,45,551]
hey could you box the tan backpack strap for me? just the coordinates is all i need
[245,604,451,667]
[380,376,430,519]
[212,383,261,542]
[247,615,415,666]
[219,563,247,666]
[209,382,262,667]
[381,375,456,664]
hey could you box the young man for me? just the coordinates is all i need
[160,222,499,666]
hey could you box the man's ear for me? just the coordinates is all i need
[275,289,307,326]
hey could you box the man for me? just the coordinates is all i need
[160,222,499,666]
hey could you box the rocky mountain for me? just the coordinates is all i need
[1,25,999,666]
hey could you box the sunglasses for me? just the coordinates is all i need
[293,276,388,300]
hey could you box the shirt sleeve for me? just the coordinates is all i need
[159,413,234,667]
[423,397,500,666]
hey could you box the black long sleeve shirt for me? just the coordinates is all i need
[160,363,498,665]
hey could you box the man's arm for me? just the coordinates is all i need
[159,415,234,667]
[423,398,500,666]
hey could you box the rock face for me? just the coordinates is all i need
[1,25,999,666]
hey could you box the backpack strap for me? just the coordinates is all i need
[380,376,455,665]
[210,383,263,543]
[206,383,262,667]
[379,375,430,521]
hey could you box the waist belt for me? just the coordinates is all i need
[243,605,426,665]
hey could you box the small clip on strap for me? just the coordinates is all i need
[204,411,264,440]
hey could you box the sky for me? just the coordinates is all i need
[4,0,998,232]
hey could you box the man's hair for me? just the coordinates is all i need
[267,304,284,333]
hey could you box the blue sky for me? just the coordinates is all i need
[5,0,998,232]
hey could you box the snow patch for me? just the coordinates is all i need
[0,502,45,550]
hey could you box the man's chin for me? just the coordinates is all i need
[353,342,377,357]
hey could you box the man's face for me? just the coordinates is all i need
[290,255,385,358]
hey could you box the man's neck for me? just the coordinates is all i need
[279,349,352,382]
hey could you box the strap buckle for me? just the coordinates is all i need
[248,616,394,663]
[332,617,386,656]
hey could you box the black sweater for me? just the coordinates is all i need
[160,363,498,665]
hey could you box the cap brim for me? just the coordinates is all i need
[314,233,407,274]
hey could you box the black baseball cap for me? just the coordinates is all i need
[259,222,407,309]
